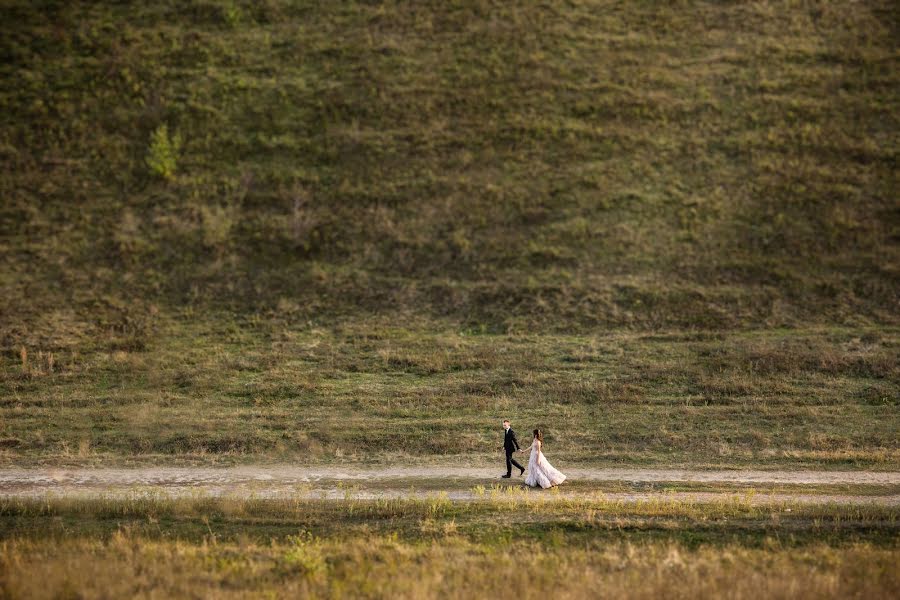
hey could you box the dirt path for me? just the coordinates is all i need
[0,466,898,505]
[1,466,898,486]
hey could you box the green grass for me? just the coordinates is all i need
[2,494,897,546]
[2,0,897,333]
[0,0,898,467]
[2,323,897,467]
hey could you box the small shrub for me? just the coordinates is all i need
[280,531,327,579]
[222,1,242,27]
[146,124,182,181]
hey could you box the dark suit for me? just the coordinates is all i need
[503,427,524,476]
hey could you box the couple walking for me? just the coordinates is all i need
[501,419,566,488]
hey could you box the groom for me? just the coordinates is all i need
[500,419,525,478]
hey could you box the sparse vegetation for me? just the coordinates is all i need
[0,324,896,467]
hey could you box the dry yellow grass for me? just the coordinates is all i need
[1,535,896,599]
[1,495,896,598]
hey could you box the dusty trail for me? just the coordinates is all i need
[1,466,898,486]
[1,466,898,505]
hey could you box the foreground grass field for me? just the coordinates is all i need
[1,494,897,598]
[2,494,899,598]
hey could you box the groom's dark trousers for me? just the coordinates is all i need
[506,450,525,477]
[504,428,524,476]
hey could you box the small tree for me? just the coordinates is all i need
[146,124,182,181]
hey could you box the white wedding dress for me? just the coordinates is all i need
[524,439,566,488]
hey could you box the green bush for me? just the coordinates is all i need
[145,124,182,181]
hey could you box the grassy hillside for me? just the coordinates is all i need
[1,1,898,466]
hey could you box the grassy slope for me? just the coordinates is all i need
[0,1,898,465]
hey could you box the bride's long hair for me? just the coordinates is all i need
[533,429,543,444]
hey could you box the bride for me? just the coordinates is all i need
[523,429,567,488]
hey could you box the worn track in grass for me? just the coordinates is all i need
[1,466,898,504]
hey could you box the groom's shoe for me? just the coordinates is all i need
[501,474,512,478]
[519,467,525,476]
